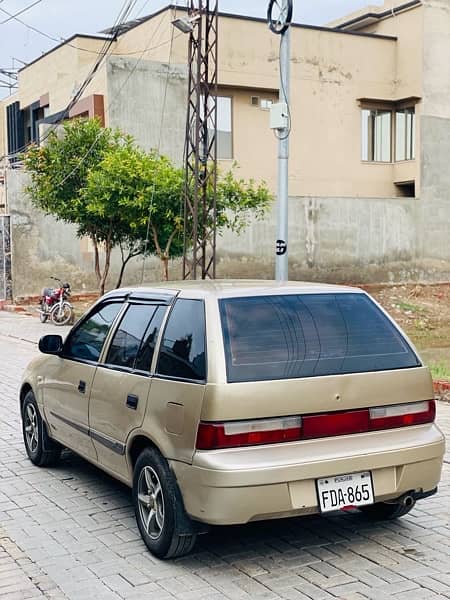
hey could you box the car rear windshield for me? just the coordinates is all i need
[219,293,420,383]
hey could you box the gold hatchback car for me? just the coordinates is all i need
[20,281,445,559]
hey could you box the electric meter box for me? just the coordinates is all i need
[270,102,288,130]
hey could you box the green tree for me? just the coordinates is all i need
[24,118,131,294]
[85,150,273,282]
[25,117,273,292]
[83,146,185,285]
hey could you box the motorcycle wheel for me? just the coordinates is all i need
[39,302,48,323]
[51,302,73,326]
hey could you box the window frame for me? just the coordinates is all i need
[208,94,233,161]
[361,107,393,163]
[361,101,417,165]
[155,297,208,384]
[395,106,416,162]
[260,98,274,111]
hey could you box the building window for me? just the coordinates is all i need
[205,95,232,160]
[260,99,273,110]
[361,108,392,162]
[216,96,232,159]
[395,107,415,161]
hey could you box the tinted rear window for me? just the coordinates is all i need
[219,294,420,383]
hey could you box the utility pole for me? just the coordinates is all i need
[181,0,219,280]
[268,0,293,282]
[0,67,18,96]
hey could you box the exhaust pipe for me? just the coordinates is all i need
[397,488,437,505]
[400,494,415,508]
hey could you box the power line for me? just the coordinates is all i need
[57,8,170,188]
[0,2,115,54]
[0,1,174,58]
[134,0,153,20]
[141,6,178,282]
[0,3,64,43]
[3,1,179,164]
[0,0,43,25]
[1,0,139,161]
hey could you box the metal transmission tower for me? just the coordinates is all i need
[182,0,219,280]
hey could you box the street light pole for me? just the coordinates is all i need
[267,0,293,282]
[276,26,291,282]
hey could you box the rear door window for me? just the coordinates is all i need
[157,299,206,382]
[219,294,420,383]
[105,304,166,372]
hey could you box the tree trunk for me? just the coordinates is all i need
[99,241,112,296]
[161,256,169,281]
[115,249,139,289]
[92,238,101,286]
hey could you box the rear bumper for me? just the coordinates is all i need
[171,424,445,525]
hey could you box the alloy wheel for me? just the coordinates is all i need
[137,466,165,540]
[24,403,39,453]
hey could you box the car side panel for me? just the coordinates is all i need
[129,378,206,467]
[89,367,151,480]
[41,356,97,461]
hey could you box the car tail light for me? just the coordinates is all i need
[369,400,435,431]
[196,400,435,450]
[302,409,369,439]
[196,416,302,450]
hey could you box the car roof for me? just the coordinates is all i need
[104,280,363,301]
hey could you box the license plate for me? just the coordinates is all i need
[317,471,374,512]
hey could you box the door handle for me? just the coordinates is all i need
[126,394,139,410]
[78,380,86,394]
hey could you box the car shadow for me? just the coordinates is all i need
[50,449,420,565]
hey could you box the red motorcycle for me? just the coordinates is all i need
[39,277,74,326]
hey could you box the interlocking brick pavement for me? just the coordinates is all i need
[0,311,449,599]
[0,525,65,599]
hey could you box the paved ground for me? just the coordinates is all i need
[0,312,449,600]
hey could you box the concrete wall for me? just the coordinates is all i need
[0,215,12,300]
[418,0,450,264]
[7,170,176,298]
[216,194,450,283]
[106,57,188,164]
[8,164,450,296]
[17,37,109,112]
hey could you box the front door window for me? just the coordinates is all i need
[64,302,122,362]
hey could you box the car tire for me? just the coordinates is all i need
[22,391,62,467]
[360,497,416,520]
[133,447,197,559]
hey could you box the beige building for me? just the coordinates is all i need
[1,0,450,297]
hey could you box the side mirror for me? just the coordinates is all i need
[38,335,63,355]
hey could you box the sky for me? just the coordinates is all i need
[0,0,384,98]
